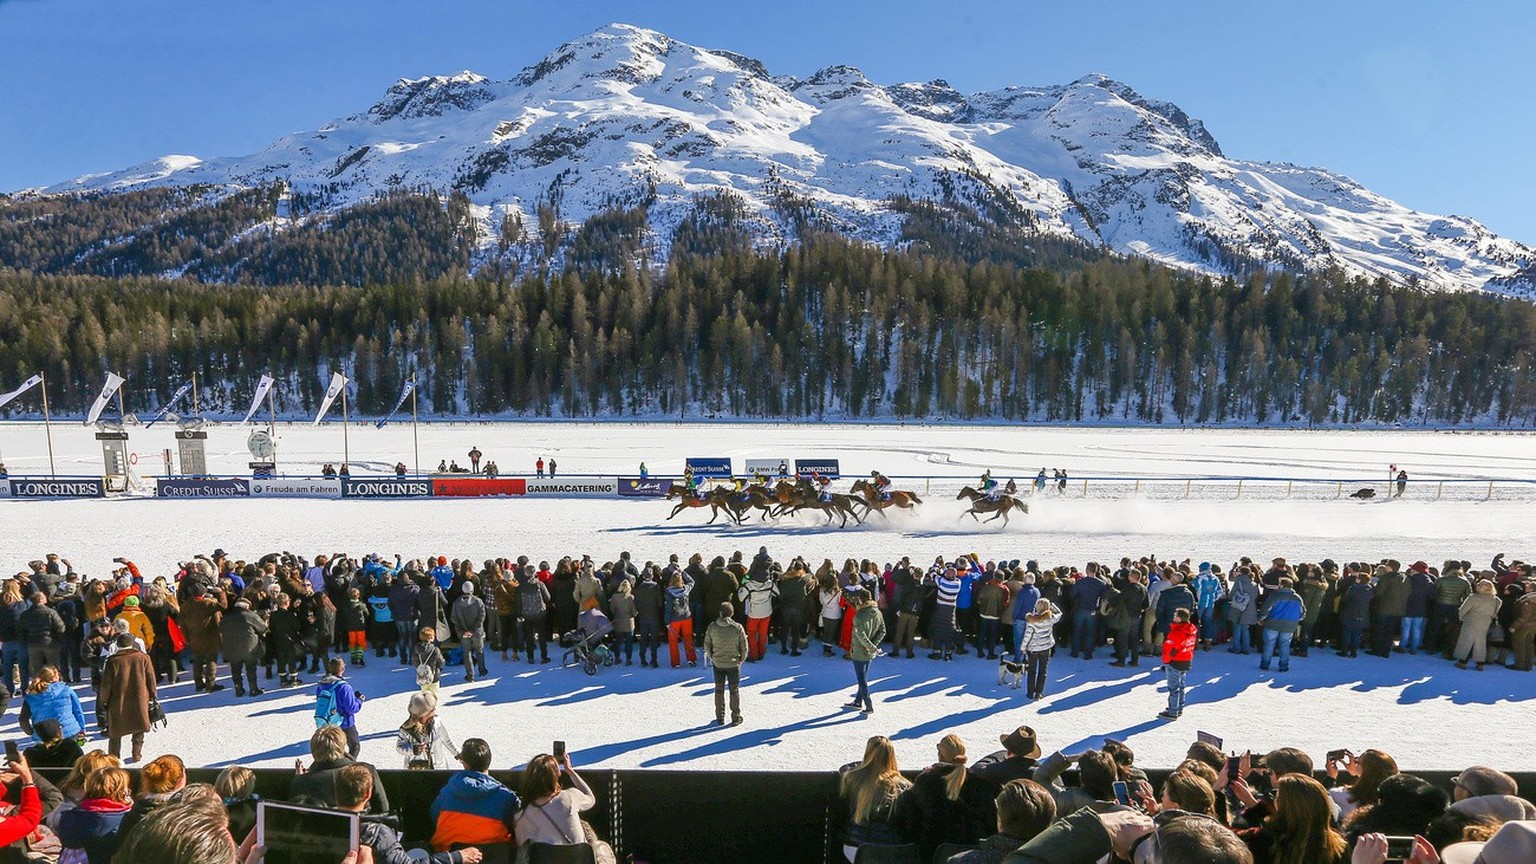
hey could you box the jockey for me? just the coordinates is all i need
[815,472,833,503]
[685,468,706,499]
[732,476,748,496]
[981,470,1000,501]
[870,470,893,501]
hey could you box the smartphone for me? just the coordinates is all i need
[1112,780,1131,806]
[1226,756,1241,782]
[1383,836,1416,863]
[3,741,18,765]
[1326,749,1351,764]
[553,740,566,760]
[257,801,359,864]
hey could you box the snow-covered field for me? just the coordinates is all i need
[1,422,1532,772]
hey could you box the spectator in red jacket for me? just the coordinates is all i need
[1160,607,1197,720]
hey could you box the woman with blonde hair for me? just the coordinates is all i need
[1234,774,1347,864]
[1454,579,1502,670]
[55,765,135,864]
[896,734,991,862]
[20,665,87,742]
[838,736,911,862]
[1018,598,1063,700]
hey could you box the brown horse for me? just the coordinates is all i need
[665,486,739,524]
[850,479,923,516]
[956,479,1018,503]
[722,486,778,522]
[772,480,865,527]
[956,490,1028,526]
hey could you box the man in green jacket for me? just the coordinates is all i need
[845,590,886,714]
[704,602,748,726]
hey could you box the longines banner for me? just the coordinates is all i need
[155,478,251,498]
[8,477,107,498]
[431,477,527,497]
[617,478,674,497]
[250,478,343,498]
[342,478,433,498]
[523,479,618,496]
[794,459,841,478]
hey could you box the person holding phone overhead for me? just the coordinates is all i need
[514,749,614,862]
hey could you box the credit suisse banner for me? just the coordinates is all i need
[156,478,251,498]
[251,478,343,498]
[431,477,527,497]
[685,458,732,478]
[8,477,107,498]
[617,477,674,497]
[524,479,618,496]
[342,478,433,498]
[794,458,841,478]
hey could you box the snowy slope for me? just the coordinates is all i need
[38,23,1535,295]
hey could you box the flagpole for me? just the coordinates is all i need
[191,371,200,417]
[40,371,56,477]
[267,379,277,472]
[341,379,350,469]
[411,377,419,476]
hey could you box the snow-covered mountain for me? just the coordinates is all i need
[38,23,1535,296]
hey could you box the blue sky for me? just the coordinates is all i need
[2,0,1531,244]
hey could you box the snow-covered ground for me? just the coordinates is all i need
[1,422,1532,771]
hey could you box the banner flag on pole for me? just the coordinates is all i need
[313,372,348,425]
[0,373,42,410]
[241,375,275,424]
[83,372,126,426]
[143,379,194,428]
[375,379,416,429]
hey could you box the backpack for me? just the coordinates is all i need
[519,585,547,619]
[669,591,691,621]
[314,685,341,728]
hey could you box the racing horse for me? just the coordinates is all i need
[956,489,1028,526]
[956,479,1018,503]
[721,485,779,522]
[665,486,741,525]
[772,480,867,527]
[850,478,923,516]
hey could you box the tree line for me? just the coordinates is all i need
[2,237,1534,426]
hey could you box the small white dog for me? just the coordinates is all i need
[997,656,1024,689]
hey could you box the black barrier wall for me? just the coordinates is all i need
[34,767,1536,864]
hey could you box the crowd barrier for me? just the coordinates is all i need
[33,766,1536,864]
[4,473,1536,502]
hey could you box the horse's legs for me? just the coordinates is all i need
[668,503,684,520]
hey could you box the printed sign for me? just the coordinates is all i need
[744,458,791,476]
[0,481,9,498]
[250,478,343,498]
[341,478,433,498]
[523,479,618,496]
[155,477,251,498]
[617,477,674,497]
[685,457,732,478]
[431,477,528,497]
[8,477,107,498]
[794,458,841,479]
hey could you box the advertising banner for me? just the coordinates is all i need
[523,479,618,496]
[617,477,674,497]
[155,477,251,498]
[342,478,433,498]
[685,457,732,478]
[250,478,343,498]
[794,458,841,479]
[431,477,528,497]
[743,458,791,477]
[0,481,9,498]
[8,477,107,498]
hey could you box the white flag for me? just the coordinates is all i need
[241,374,275,424]
[0,373,42,410]
[83,372,126,426]
[313,372,348,425]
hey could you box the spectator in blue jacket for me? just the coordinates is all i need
[1067,569,1107,660]
[315,658,366,758]
[1010,574,1041,662]
[1193,563,1226,650]
[955,557,980,654]
[19,664,86,741]
[1400,562,1437,655]
[1258,577,1306,672]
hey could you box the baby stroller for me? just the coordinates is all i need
[560,607,616,675]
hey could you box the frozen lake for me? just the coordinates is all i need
[1,422,1532,772]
